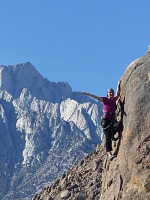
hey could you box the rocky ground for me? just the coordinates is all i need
[33,143,106,200]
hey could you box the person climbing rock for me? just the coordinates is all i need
[82,81,121,161]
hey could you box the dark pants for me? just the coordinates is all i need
[103,124,115,152]
[101,118,115,152]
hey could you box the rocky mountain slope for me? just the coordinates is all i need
[33,50,150,200]
[0,63,103,200]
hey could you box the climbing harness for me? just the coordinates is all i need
[100,96,117,131]
[100,116,114,130]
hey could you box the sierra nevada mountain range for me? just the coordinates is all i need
[0,62,103,200]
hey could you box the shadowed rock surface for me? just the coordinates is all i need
[33,51,150,200]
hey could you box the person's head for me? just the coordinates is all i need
[107,88,114,99]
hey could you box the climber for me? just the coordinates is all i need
[82,81,121,161]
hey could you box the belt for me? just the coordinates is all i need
[102,112,115,119]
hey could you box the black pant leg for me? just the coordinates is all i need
[103,125,113,152]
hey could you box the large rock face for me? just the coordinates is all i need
[33,52,150,200]
[0,63,103,200]
[100,53,150,200]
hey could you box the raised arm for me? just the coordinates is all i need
[115,80,121,99]
[82,92,103,102]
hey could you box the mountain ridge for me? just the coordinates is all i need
[0,62,103,200]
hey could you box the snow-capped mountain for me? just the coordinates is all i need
[0,62,103,200]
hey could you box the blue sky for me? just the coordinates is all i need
[0,1,150,96]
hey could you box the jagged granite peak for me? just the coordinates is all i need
[0,63,103,200]
[33,53,150,200]
[0,62,73,103]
